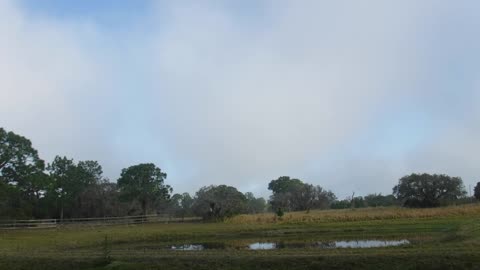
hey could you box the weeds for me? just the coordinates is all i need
[102,235,111,264]
[226,204,480,224]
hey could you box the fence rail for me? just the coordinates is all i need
[0,215,202,229]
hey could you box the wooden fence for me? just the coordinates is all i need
[0,215,202,229]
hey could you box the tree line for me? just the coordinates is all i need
[1,127,479,220]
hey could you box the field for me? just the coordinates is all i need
[1,204,480,270]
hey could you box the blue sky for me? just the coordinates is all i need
[20,0,151,24]
[2,0,480,198]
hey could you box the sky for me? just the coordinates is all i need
[1,0,479,199]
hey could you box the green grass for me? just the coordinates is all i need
[1,205,480,270]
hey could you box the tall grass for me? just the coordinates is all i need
[226,203,480,224]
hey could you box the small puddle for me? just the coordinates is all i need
[248,242,276,250]
[170,242,226,251]
[334,240,410,248]
[168,239,409,251]
[248,240,410,250]
[170,244,204,251]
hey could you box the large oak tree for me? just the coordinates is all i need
[268,176,336,212]
[117,163,171,216]
[0,127,45,187]
[0,128,46,218]
[192,185,247,220]
[393,173,466,207]
[47,156,104,219]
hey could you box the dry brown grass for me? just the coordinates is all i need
[226,203,480,224]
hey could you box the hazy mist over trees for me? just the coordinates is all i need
[0,127,475,220]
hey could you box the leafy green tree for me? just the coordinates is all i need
[167,193,183,215]
[75,181,130,218]
[167,192,194,218]
[192,185,247,220]
[332,194,396,209]
[47,157,105,219]
[269,192,292,211]
[72,179,128,218]
[351,196,366,208]
[474,182,480,201]
[268,176,303,194]
[245,192,266,214]
[0,181,31,218]
[290,184,336,211]
[0,128,44,185]
[77,160,103,185]
[330,195,366,209]
[69,161,107,218]
[100,182,131,217]
[179,192,194,211]
[117,163,171,216]
[364,193,396,207]
[393,173,466,207]
[275,207,284,218]
[268,176,336,212]
[330,199,352,209]
[21,171,51,217]
[47,156,79,219]
[268,176,303,212]
[0,128,48,218]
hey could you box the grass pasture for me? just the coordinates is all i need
[0,204,479,270]
[227,203,480,224]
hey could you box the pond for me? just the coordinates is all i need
[334,240,410,248]
[248,240,409,250]
[170,244,205,251]
[169,239,410,251]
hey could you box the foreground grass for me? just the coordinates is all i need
[0,204,479,270]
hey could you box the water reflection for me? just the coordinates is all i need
[170,244,204,251]
[168,239,410,251]
[248,242,276,250]
[247,239,410,250]
[170,242,227,251]
[334,240,409,248]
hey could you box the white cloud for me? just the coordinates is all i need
[0,0,122,178]
[147,1,432,195]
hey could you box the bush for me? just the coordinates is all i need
[276,208,284,218]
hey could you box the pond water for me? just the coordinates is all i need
[170,244,205,251]
[248,240,410,250]
[248,242,276,250]
[334,240,410,248]
[170,242,226,250]
[169,239,410,251]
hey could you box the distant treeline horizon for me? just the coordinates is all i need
[1,127,479,220]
